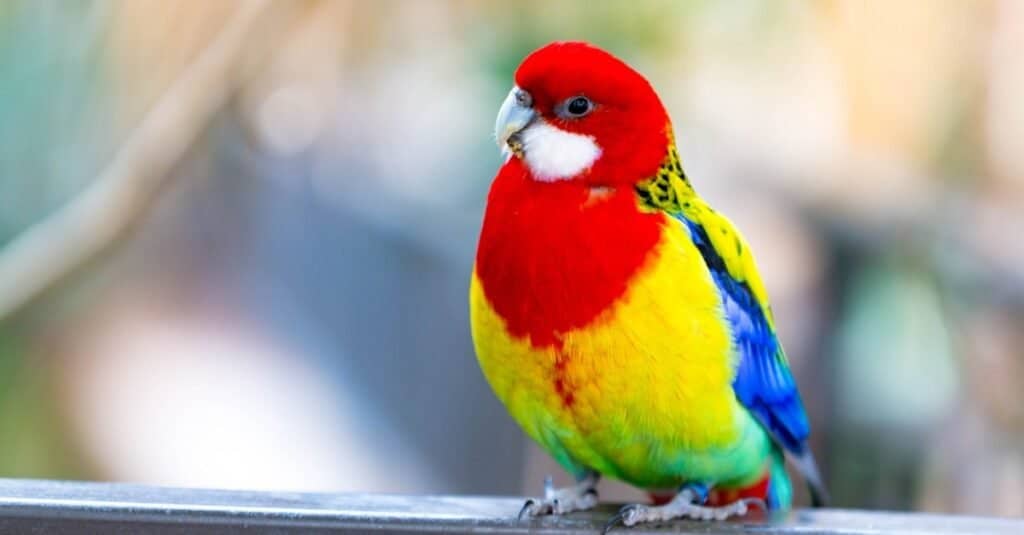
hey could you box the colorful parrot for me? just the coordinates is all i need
[470,42,828,529]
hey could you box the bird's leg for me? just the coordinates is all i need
[519,471,599,519]
[604,483,765,532]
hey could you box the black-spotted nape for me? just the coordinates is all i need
[635,138,694,212]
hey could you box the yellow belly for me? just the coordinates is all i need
[471,222,768,488]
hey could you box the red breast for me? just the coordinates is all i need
[475,157,664,348]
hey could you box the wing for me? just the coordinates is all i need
[634,147,826,503]
[678,209,828,505]
[635,148,811,452]
[674,212,809,453]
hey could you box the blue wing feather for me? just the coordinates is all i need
[676,215,810,454]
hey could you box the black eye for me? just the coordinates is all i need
[560,96,593,118]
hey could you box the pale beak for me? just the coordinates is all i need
[494,86,536,156]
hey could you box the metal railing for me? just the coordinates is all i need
[0,478,1019,533]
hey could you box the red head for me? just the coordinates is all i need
[480,43,671,346]
[495,42,670,186]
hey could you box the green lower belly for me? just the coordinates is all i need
[532,402,773,490]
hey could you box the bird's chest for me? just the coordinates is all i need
[472,214,742,459]
[474,178,663,347]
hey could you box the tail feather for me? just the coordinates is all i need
[767,447,792,509]
[792,449,830,507]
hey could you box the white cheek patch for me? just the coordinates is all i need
[519,120,602,181]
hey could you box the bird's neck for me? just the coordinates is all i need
[634,140,698,212]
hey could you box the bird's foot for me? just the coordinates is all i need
[518,473,599,519]
[603,485,765,532]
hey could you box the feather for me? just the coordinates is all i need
[634,151,828,505]
[674,212,826,505]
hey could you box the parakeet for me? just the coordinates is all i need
[469,42,828,529]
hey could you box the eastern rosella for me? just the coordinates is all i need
[470,42,828,528]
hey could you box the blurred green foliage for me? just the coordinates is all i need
[0,1,111,244]
[0,332,87,479]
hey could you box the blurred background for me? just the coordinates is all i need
[0,0,1022,517]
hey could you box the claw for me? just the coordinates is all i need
[603,504,645,533]
[620,504,647,526]
[518,471,601,519]
[517,499,536,521]
[602,511,625,534]
[605,492,763,528]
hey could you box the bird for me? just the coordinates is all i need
[469,41,827,529]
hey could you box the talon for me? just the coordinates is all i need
[517,472,601,519]
[602,512,626,534]
[607,492,760,527]
[618,504,646,526]
[604,504,641,533]
[517,499,536,521]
